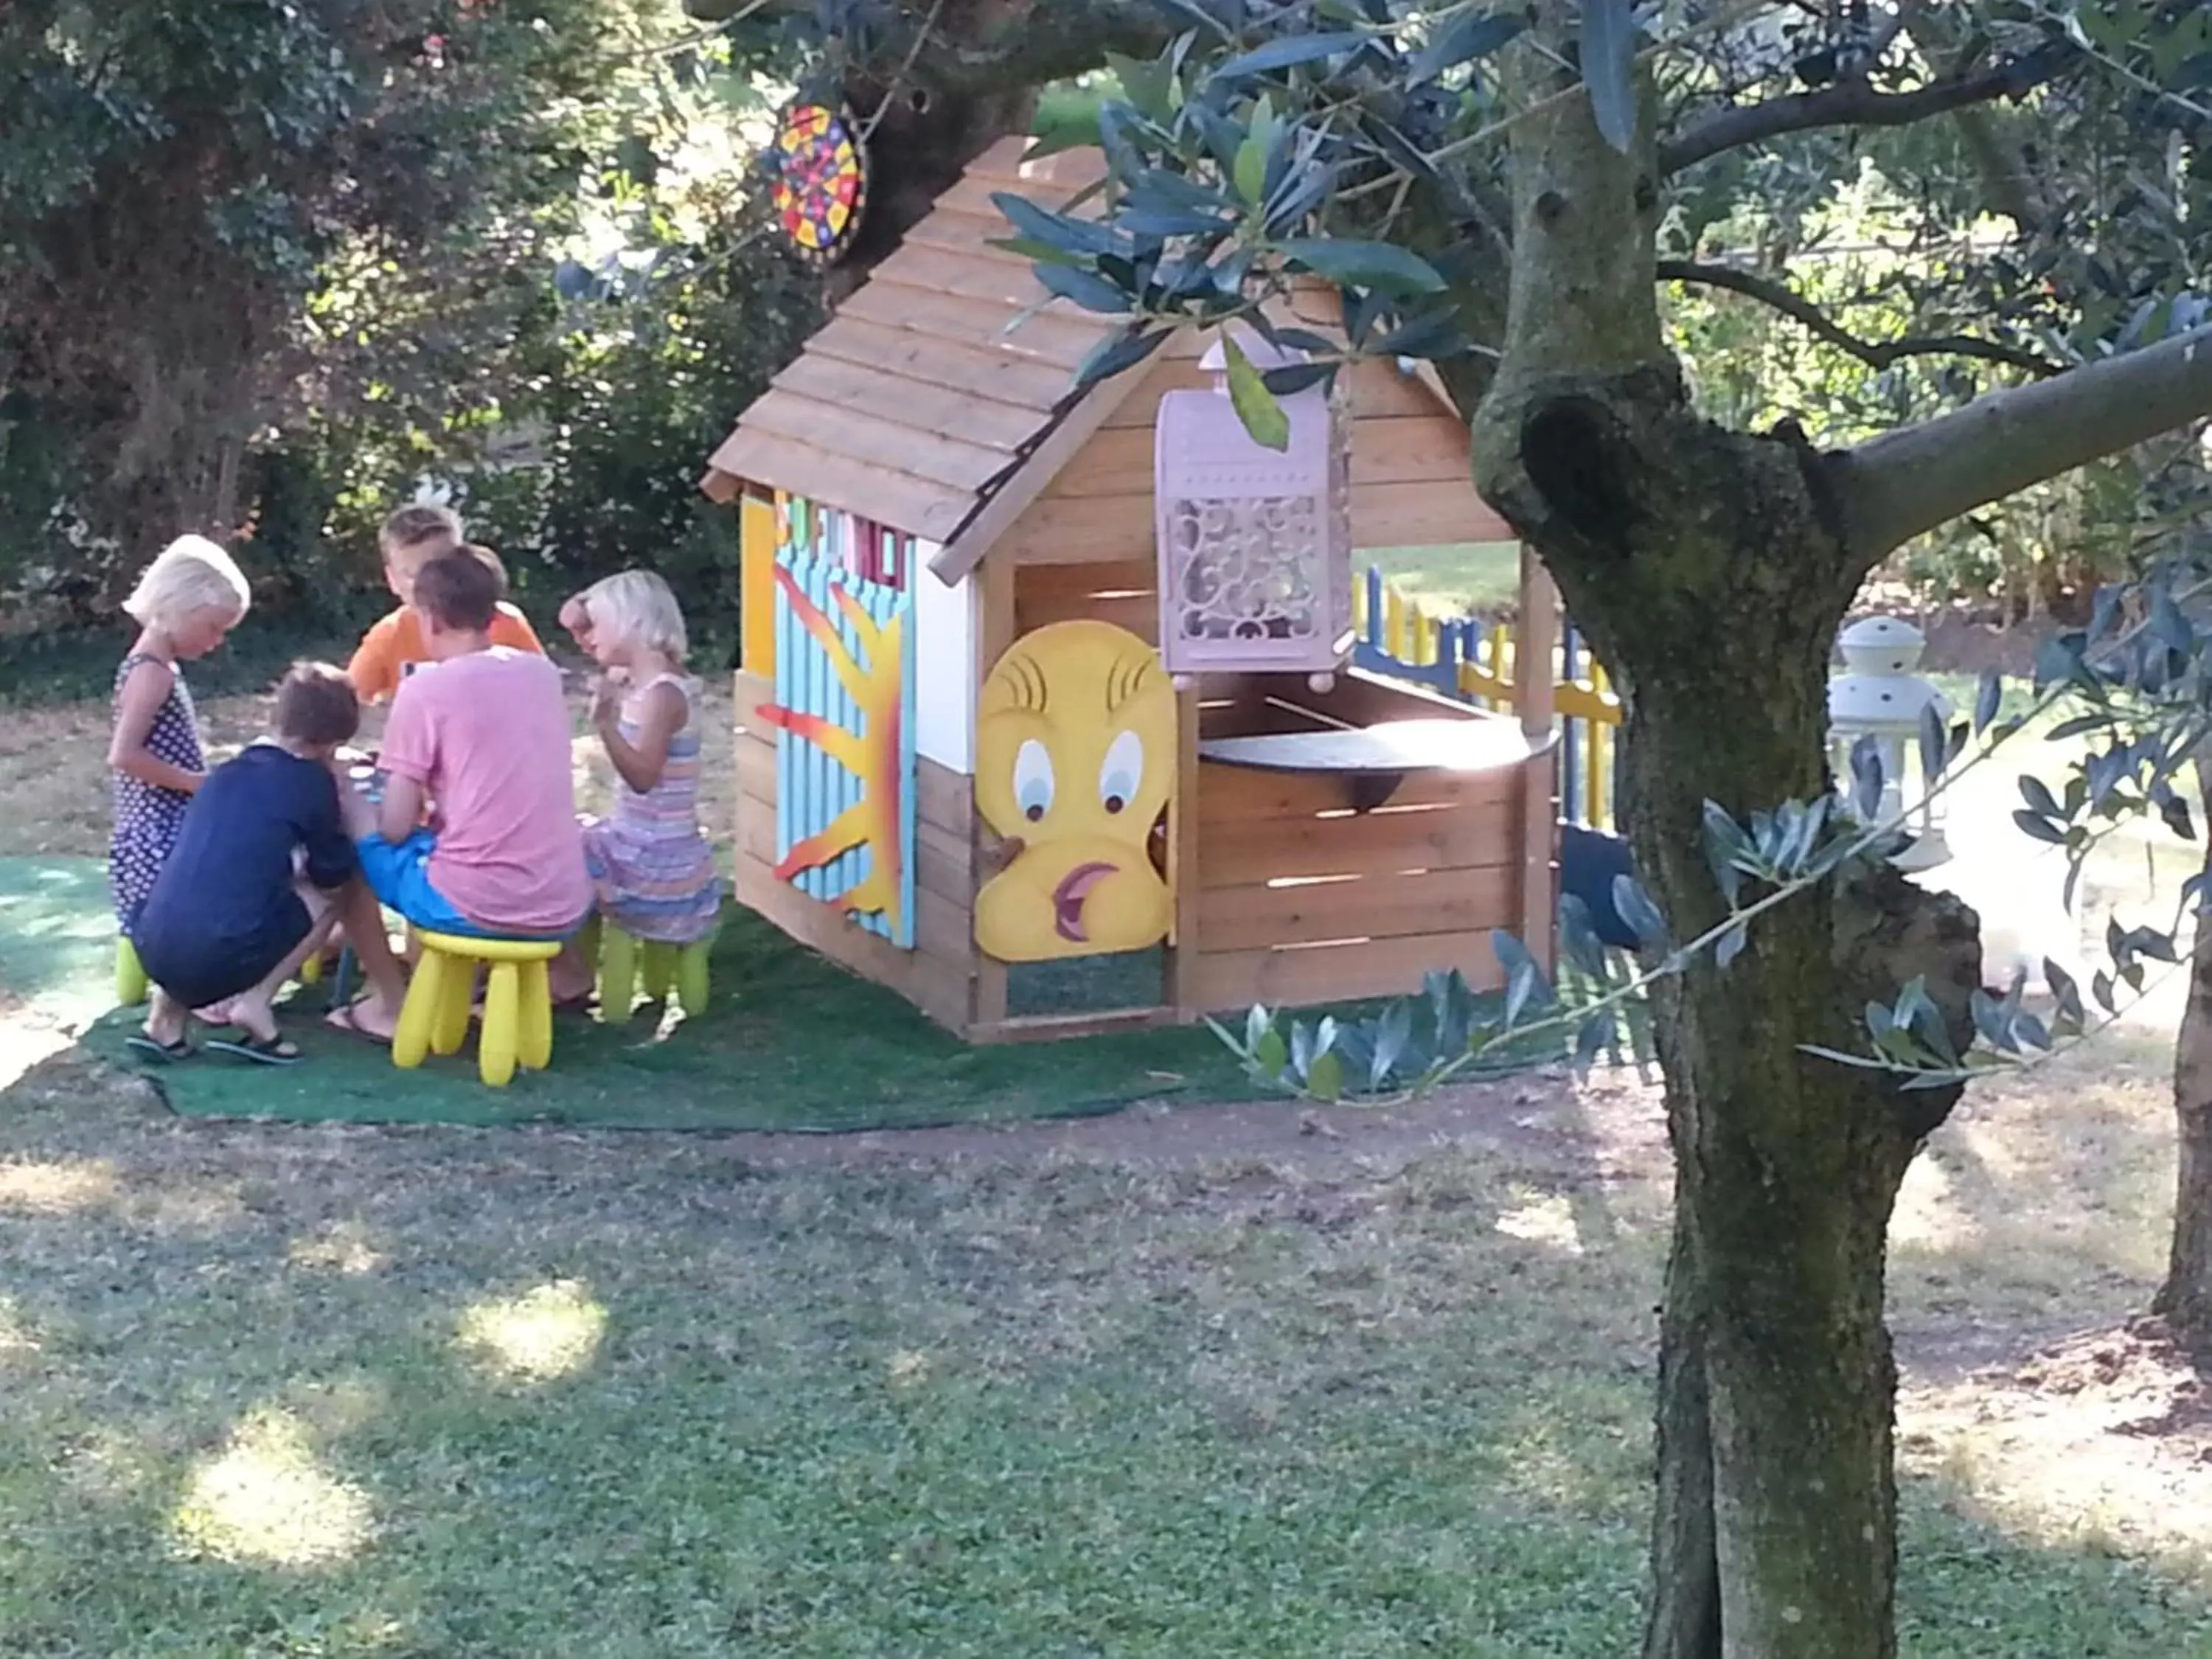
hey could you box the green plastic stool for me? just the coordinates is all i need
[116,937,148,1006]
[597,922,712,1025]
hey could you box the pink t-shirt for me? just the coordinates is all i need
[380,647,591,934]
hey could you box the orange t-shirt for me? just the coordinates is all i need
[347,602,545,703]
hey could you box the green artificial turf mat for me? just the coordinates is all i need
[8,855,1570,1133]
[0,855,119,1030]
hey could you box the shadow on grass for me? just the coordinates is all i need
[0,1043,2205,1657]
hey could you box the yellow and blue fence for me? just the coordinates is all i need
[1352,565,1623,831]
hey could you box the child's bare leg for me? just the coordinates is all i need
[325,877,408,1042]
[144,987,189,1048]
[226,892,340,1047]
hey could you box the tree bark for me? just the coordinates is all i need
[2155,748,2212,1343]
[1467,13,1979,1655]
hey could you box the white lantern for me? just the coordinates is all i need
[1827,616,1952,872]
[1152,330,1354,693]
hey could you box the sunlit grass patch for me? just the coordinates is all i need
[0,1157,115,1214]
[456,1279,608,1385]
[167,1408,375,1568]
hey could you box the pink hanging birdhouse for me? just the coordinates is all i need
[1153,332,1353,689]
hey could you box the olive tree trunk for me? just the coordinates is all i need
[1467,21,1980,1655]
[2156,747,2212,1341]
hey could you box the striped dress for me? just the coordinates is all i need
[581,672,720,943]
[109,652,204,930]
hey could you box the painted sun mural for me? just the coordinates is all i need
[756,504,917,947]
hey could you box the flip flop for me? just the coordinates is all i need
[125,1034,193,1064]
[204,1032,304,1067]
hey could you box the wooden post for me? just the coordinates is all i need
[1514,542,1559,972]
[1161,684,1204,1020]
[969,552,1017,1032]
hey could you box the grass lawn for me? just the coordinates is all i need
[3,1037,2210,1657]
[4,644,2211,1655]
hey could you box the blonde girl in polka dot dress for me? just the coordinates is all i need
[108,535,251,935]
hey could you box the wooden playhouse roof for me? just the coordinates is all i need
[700,139,1124,549]
[702,137,1509,582]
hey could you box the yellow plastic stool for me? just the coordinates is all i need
[597,924,712,1026]
[118,932,321,1009]
[393,931,560,1088]
[116,937,148,1006]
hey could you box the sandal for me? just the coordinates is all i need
[204,1032,304,1067]
[126,1034,193,1064]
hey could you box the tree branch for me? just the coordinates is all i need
[1840,326,2212,563]
[1657,259,2063,378]
[1658,44,2074,176]
[686,0,1169,94]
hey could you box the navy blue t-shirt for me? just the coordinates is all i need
[131,745,356,975]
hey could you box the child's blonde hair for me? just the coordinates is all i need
[122,535,251,630]
[580,570,687,660]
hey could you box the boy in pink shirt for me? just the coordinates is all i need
[350,553,592,980]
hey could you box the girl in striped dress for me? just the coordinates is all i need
[573,571,720,951]
[108,535,253,931]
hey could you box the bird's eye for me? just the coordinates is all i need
[1099,730,1143,815]
[1014,739,1055,824]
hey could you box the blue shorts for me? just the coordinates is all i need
[355,830,586,942]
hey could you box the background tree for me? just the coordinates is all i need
[743,3,2212,1654]
[0,0,818,643]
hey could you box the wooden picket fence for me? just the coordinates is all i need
[1351,565,1624,831]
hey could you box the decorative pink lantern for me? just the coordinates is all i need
[1154,333,1354,691]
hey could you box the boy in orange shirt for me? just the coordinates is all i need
[347,504,544,702]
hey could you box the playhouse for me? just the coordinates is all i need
[700,137,1560,1043]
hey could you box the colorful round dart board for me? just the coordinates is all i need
[771,103,867,266]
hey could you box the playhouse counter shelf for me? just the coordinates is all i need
[1199,717,1558,814]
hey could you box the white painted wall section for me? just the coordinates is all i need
[913,542,976,774]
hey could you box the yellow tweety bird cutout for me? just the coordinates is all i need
[974,622,1177,963]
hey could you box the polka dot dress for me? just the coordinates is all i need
[110,653,204,931]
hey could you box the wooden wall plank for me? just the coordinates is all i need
[915,818,974,906]
[734,671,776,737]
[734,850,969,1032]
[1197,760,1514,825]
[916,755,975,839]
[998,495,1155,566]
[1101,352,1455,431]
[1049,416,1480,501]
[1162,685,1203,1015]
[735,728,776,808]
[1005,479,1510,563]
[1186,931,1507,1013]
[1197,796,1519,887]
[1352,478,1509,550]
[1197,864,1517,954]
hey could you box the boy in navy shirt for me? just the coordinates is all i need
[130,661,410,1064]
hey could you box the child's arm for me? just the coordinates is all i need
[594,679,684,795]
[107,659,203,793]
[301,771,361,888]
